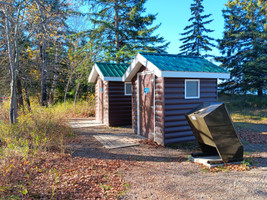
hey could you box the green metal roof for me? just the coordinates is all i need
[140,52,229,73]
[95,62,129,77]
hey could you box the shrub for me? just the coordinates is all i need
[0,99,75,198]
[0,98,10,123]
[53,98,95,119]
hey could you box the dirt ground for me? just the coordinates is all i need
[67,118,267,200]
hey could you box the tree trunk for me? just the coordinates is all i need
[4,9,17,124]
[49,47,59,104]
[49,73,59,104]
[74,82,80,106]
[74,69,84,106]
[24,83,31,112]
[40,41,48,106]
[114,0,119,63]
[36,0,48,106]
[9,69,17,124]
[64,66,75,105]
[17,78,24,109]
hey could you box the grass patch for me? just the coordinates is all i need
[0,100,74,198]
[219,94,267,119]
[0,99,129,199]
[0,98,98,199]
[219,94,267,111]
[53,97,95,119]
[219,94,267,126]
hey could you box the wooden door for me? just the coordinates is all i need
[98,79,104,123]
[139,73,155,138]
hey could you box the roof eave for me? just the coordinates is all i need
[103,77,122,81]
[161,71,230,79]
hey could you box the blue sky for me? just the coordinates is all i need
[144,0,228,56]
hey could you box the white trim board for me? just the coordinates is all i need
[137,73,140,135]
[103,77,122,81]
[161,71,230,79]
[122,53,230,81]
[88,64,98,83]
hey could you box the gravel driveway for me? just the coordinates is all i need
[67,119,267,200]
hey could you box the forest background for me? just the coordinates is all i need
[0,1,266,198]
[0,0,266,124]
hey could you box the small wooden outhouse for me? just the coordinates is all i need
[122,53,230,146]
[88,62,132,126]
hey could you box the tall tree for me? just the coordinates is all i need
[89,0,169,63]
[217,0,266,96]
[28,0,71,105]
[179,0,215,57]
[0,0,27,123]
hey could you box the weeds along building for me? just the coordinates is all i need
[122,53,230,146]
[88,62,132,126]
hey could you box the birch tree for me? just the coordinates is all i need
[0,0,27,123]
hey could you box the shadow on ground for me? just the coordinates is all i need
[234,122,267,133]
[69,129,189,162]
[67,120,267,168]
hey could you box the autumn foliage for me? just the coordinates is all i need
[0,100,132,199]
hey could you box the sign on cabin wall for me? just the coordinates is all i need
[144,88,149,95]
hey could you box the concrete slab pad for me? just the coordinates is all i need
[94,134,140,149]
[67,120,104,128]
[190,156,243,168]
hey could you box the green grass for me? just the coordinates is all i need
[219,94,266,112]
[219,94,267,110]
[53,97,95,119]
[219,94,267,124]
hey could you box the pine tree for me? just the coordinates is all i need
[179,0,215,57]
[89,0,169,63]
[217,0,266,96]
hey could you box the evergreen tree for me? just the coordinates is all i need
[89,0,169,63]
[217,0,266,96]
[179,0,215,57]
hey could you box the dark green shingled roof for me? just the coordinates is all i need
[96,62,129,77]
[140,52,229,73]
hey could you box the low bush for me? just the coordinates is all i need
[53,95,95,119]
[0,99,85,198]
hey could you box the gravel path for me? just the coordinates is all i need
[67,119,267,200]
